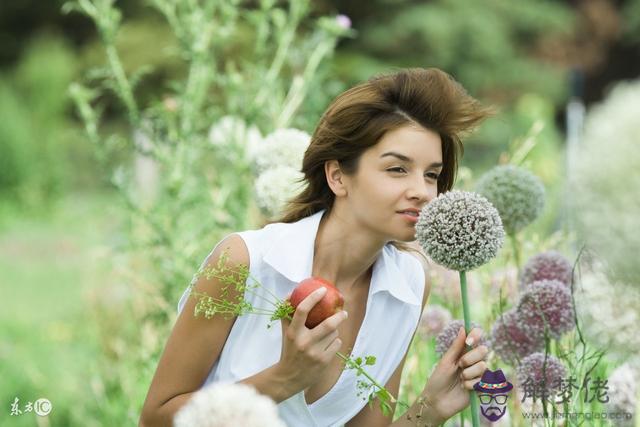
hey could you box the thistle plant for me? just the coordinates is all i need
[476,165,545,269]
[189,248,406,417]
[416,190,505,427]
[65,0,353,306]
[64,1,353,423]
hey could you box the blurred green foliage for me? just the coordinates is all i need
[0,36,74,211]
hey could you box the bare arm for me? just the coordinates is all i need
[139,234,295,426]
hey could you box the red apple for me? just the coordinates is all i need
[289,277,345,328]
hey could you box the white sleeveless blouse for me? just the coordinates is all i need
[177,209,425,427]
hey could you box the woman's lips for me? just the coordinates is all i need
[398,212,419,224]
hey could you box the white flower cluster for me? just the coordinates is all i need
[249,128,311,219]
[574,263,640,367]
[174,382,286,427]
[254,166,305,218]
[208,115,263,161]
[571,79,640,283]
[250,128,311,174]
[607,363,638,426]
[415,190,505,272]
[476,165,545,235]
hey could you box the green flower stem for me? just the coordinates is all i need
[459,271,480,427]
[336,351,409,415]
[509,233,521,271]
[335,352,393,400]
[105,44,140,125]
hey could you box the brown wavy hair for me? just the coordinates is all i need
[263,67,493,257]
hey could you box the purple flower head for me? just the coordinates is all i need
[516,352,567,397]
[435,319,487,356]
[520,251,573,289]
[517,280,575,339]
[335,14,352,29]
[418,304,452,339]
[489,308,544,365]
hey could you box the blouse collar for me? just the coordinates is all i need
[262,209,420,306]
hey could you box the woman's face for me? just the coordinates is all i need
[344,124,443,243]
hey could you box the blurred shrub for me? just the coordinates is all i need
[0,35,90,215]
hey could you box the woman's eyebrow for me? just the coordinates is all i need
[380,151,443,168]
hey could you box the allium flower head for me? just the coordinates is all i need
[174,382,286,427]
[254,166,304,219]
[435,319,487,356]
[572,79,640,283]
[520,251,573,289]
[476,165,545,235]
[575,263,640,365]
[517,280,575,339]
[516,353,567,397]
[250,128,310,174]
[607,363,638,426]
[418,304,452,339]
[415,190,505,272]
[208,115,263,159]
[489,308,544,365]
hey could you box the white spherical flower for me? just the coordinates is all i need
[572,79,640,283]
[575,262,640,366]
[174,382,286,427]
[250,128,311,174]
[254,166,305,219]
[476,165,545,235]
[208,115,263,160]
[415,190,505,272]
[607,363,638,426]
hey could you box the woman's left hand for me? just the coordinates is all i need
[421,326,489,424]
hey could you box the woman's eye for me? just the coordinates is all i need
[387,167,406,173]
[387,167,439,180]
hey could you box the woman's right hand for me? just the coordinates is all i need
[275,287,349,393]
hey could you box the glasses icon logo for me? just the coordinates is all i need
[473,369,513,422]
[478,393,508,405]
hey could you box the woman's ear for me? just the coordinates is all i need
[325,160,348,197]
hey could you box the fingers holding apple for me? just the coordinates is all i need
[288,277,345,329]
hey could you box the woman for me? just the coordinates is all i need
[140,68,493,427]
